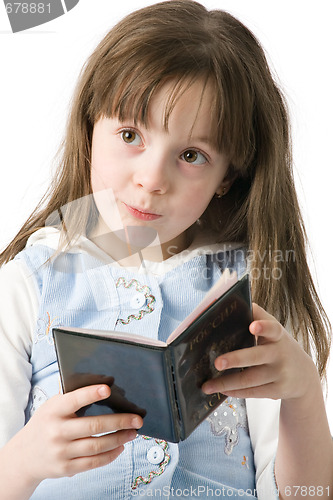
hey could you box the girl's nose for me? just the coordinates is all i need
[133,152,170,194]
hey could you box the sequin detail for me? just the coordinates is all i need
[206,398,248,455]
[35,312,59,345]
[131,436,170,489]
[29,385,48,416]
[116,278,156,325]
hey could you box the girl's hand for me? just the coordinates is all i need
[202,303,318,401]
[8,385,142,488]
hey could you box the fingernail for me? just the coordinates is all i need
[202,383,214,394]
[131,417,142,428]
[216,358,228,371]
[98,386,109,398]
[127,430,138,441]
[252,322,262,335]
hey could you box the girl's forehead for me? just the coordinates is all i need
[145,78,216,140]
[150,78,212,111]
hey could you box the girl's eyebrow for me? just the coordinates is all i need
[190,136,213,145]
[188,136,218,150]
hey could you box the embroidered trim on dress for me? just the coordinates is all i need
[29,385,48,416]
[206,397,249,455]
[35,312,59,345]
[131,436,170,490]
[242,455,250,469]
[115,278,156,325]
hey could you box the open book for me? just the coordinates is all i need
[53,271,253,443]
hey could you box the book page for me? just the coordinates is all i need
[56,326,167,348]
[166,268,238,344]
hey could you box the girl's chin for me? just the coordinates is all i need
[91,215,190,257]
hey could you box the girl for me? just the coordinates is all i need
[0,1,332,499]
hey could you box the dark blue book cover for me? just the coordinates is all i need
[54,274,253,442]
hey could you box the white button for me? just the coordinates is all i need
[130,293,146,309]
[147,445,165,465]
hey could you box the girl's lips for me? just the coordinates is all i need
[124,203,162,221]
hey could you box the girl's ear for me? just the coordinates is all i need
[215,166,238,197]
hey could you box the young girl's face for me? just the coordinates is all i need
[90,79,230,260]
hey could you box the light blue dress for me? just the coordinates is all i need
[17,242,258,499]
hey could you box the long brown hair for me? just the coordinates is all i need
[1,0,330,378]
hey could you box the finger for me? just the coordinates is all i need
[250,319,284,344]
[214,381,281,400]
[63,412,143,440]
[214,343,275,371]
[57,385,112,417]
[250,303,284,342]
[63,446,125,477]
[252,302,275,321]
[67,429,137,459]
[202,364,276,394]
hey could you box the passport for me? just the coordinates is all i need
[53,272,253,442]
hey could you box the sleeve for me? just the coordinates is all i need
[0,258,39,447]
[246,398,281,500]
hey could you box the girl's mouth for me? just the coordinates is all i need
[124,203,162,221]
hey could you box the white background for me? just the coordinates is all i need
[0,1,332,431]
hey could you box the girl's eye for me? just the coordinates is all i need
[121,130,142,146]
[181,149,207,165]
